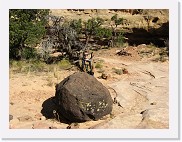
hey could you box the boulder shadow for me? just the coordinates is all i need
[41,97,70,124]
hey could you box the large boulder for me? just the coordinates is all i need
[55,72,113,122]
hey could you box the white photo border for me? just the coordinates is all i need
[0,0,179,139]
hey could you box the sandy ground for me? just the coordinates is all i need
[9,47,169,129]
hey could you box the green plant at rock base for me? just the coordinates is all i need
[95,62,103,69]
[95,60,104,69]
[58,58,72,69]
[112,68,123,75]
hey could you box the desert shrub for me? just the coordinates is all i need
[111,14,124,27]
[46,76,55,87]
[95,60,104,69]
[70,19,82,34]
[44,16,85,63]
[159,49,168,57]
[95,28,112,39]
[58,58,72,69]
[112,68,123,75]
[10,60,48,73]
[159,56,167,62]
[21,47,40,60]
[9,60,26,73]
[152,55,165,62]
[29,61,47,72]
[115,32,124,47]
[95,62,103,69]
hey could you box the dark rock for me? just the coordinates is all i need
[9,114,13,122]
[101,72,110,80]
[10,102,14,105]
[55,72,113,122]
[152,17,159,23]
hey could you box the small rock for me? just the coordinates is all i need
[49,126,57,129]
[66,123,80,129]
[40,116,46,121]
[66,125,71,129]
[10,102,14,105]
[122,68,129,74]
[101,72,111,80]
[9,114,13,122]
[150,102,157,105]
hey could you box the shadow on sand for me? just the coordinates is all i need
[41,96,70,124]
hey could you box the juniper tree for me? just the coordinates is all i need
[9,9,49,59]
[110,14,124,47]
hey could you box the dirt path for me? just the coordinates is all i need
[9,52,169,129]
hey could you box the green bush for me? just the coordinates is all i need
[115,32,124,47]
[10,60,48,73]
[112,68,123,75]
[58,59,72,69]
[95,62,103,69]
[70,19,82,34]
[95,60,104,69]
[9,9,49,59]
[111,14,124,27]
[29,61,47,72]
[21,47,40,60]
[110,14,125,48]
[95,28,112,39]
